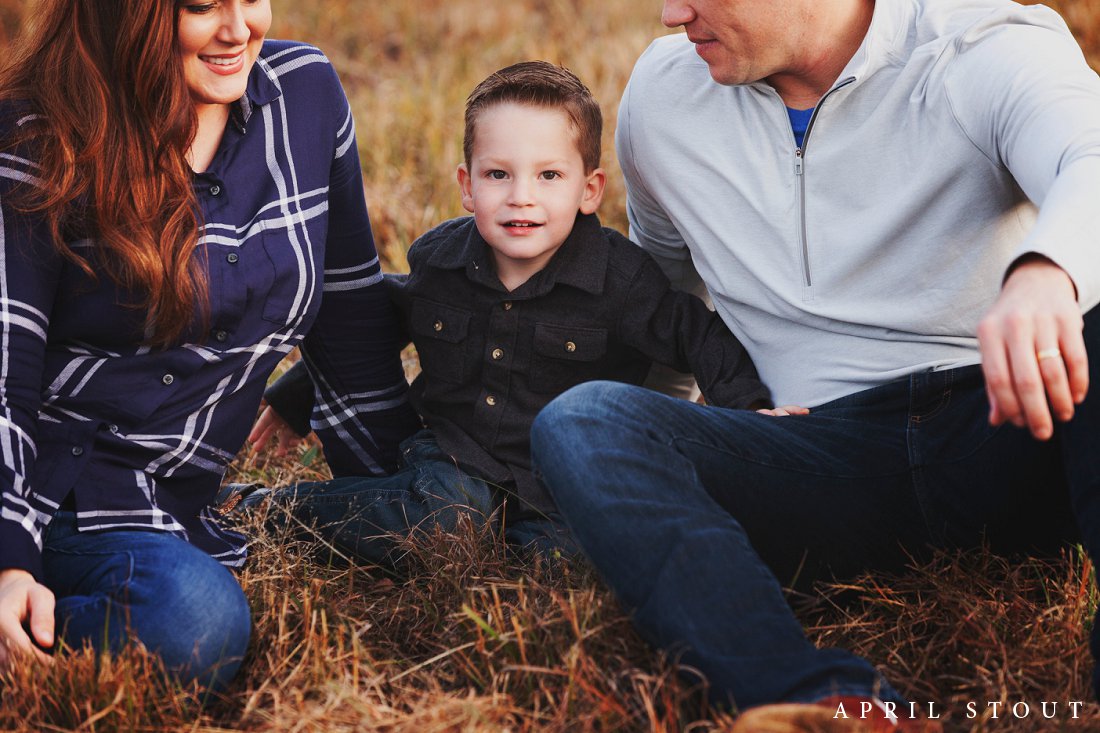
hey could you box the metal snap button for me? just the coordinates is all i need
[491,348,504,360]
[209,184,222,196]
[226,252,239,264]
[503,302,513,310]
[433,320,443,332]
[162,373,175,385]
[71,446,84,457]
[485,395,497,406]
[565,341,577,353]
[214,330,228,342]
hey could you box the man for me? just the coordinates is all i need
[529,0,1100,730]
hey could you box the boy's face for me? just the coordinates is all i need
[458,103,605,288]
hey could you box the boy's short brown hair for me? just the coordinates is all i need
[464,61,603,172]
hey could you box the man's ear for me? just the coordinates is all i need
[457,163,475,213]
[579,167,606,215]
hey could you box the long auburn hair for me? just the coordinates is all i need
[0,0,206,347]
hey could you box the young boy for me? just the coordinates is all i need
[246,61,792,563]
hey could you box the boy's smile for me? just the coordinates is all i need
[458,102,604,291]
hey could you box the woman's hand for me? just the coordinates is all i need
[248,405,305,456]
[757,405,810,417]
[0,568,54,668]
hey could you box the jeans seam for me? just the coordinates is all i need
[667,436,909,481]
[49,549,136,615]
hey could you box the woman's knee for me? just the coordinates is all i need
[126,541,251,690]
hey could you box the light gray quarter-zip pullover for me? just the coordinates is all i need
[617,0,1100,407]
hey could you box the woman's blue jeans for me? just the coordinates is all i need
[42,511,252,693]
[530,307,1100,710]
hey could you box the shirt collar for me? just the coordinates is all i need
[427,213,609,296]
[230,55,283,132]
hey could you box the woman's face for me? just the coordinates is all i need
[177,0,272,110]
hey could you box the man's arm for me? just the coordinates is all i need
[616,70,706,401]
[947,11,1100,439]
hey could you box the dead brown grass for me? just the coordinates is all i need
[2,0,1100,731]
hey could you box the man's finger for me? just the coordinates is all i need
[1007,335,1054,440]
[977,323,1018,426]
[1037,345,1074,423]
[1059,323,1090,405]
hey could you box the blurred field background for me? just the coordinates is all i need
[2,0,1100,731]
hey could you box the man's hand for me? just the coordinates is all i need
[757,405,811,417]
[0,568,54,668]
[248,405,305,456]
[977,257,1087,440]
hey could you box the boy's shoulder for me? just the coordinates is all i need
[599,225,668,284]
[406,216,478,269]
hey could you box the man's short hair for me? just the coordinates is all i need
[464,60,603,172]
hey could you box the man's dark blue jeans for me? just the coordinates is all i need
[530,306,1100,710]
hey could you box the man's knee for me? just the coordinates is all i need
[532,380,640,454]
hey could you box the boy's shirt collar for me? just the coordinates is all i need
[426,212,610,297]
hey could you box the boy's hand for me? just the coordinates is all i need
[756,405,810,417]
[249,405,306,456]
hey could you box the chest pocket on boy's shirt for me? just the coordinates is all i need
[529,323,608,394]
[410,298,474,383]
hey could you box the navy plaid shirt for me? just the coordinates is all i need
[0,41,419,580]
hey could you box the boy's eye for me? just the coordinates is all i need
[486,170,507,180]
[539,171,561,180]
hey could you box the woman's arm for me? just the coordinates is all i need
[296,66,420,476]
[0,150,64,665]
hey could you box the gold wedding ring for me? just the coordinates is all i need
[1036,347,1062,361]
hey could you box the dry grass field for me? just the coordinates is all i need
[3,1,1100,731]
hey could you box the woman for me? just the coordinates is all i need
[0,0,419,690]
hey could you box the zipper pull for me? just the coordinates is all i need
[794,149,804,176]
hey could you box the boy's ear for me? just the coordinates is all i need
[457,164,475,213]
[579,167,606,215]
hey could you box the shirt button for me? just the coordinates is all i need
[71,446,84,457]
[433,320,443,332]
[162,373,175,385]
[485,395,497,407]
[213,329,228,342]
[108,424,119,434]
[209,184,222,196]
[491,348,504,360]
[226,252,239,264]
[565,341,577,353]
[503,301,513,311]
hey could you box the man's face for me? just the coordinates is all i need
[662,0,799,86]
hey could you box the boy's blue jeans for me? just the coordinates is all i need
[530,306,1100,710]
[268,430,575,566]
[42,511,251,693]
